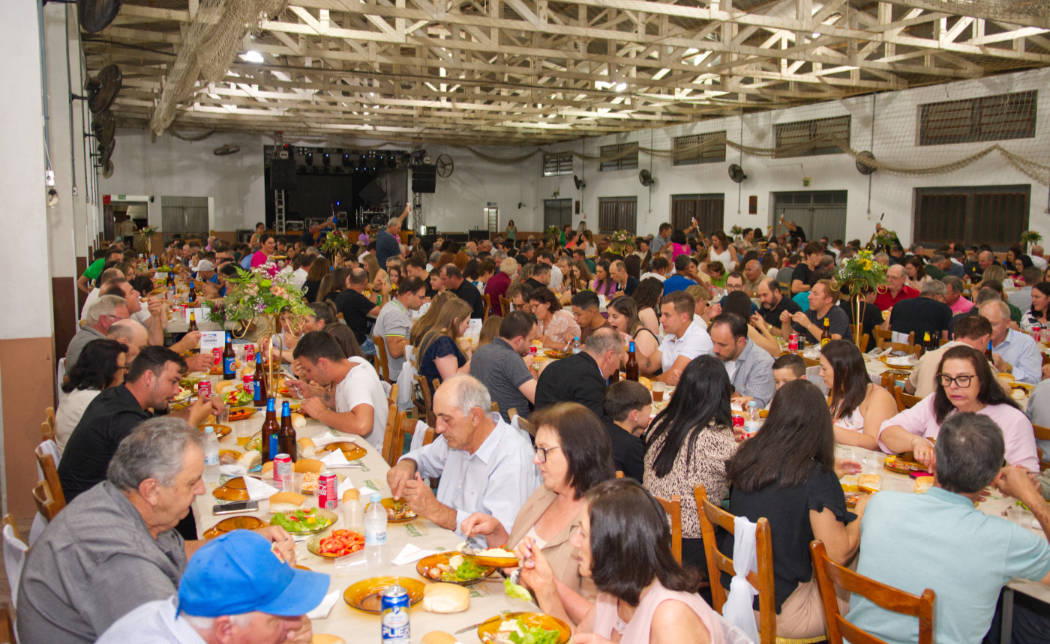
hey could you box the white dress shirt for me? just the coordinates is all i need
[658,320,713,372]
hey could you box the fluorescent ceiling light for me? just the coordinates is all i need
[240,50,265,63]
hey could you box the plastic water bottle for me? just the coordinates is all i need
[364,493,388,566]
[203,426,220,483]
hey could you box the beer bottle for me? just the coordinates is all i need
[222,331,236,379]
[188,280,196,303]
[820,317,831,347]
[278,401,297,461]
[625,340,639,381]
[253,352,268,407]
[985,340,994,362]
[922,331,932,354]
[188,312,198,332]
[261,397,279,463]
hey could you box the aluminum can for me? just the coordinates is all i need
[317,470,338,510]
[211,347,222,365]
[196,380,212,400]
[245,343,256,362]
[243,374,254,394]
[788,333,799,352]
[381,584,411,643]
[273,454,293,490]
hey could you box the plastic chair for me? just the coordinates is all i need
[810,540,935,644]
[2,515,27,610]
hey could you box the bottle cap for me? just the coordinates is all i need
[205,426,214,433]
[370,493,382,503]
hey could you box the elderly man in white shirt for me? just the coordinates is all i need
[656,290,713,385]
[387,375,540,541]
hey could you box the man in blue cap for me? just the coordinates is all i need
[97,530,330,643]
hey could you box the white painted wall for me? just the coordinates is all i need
[99,66,1050,246]
[0,1,53,339]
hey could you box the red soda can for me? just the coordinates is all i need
[732,414,745,429]
[242,374,254,394]
[318,471,338,510]
[196,380,212,400]
[245,343,256,362]
[788,333,799,352]
[211,347,222,365]
[273,454,293,490]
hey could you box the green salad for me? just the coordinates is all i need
[504,578,532,602]
[508,624,559,644]
[442,555,486,582]
[270,508,333,534]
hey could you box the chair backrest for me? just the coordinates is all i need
[810,540,935,644]
[872,327,893,349]
[652,494,683,565]
[2,516,27,610]
[898,390,922,409]
[499,295,510,316]
[33,480,61,522]
[888,342,921,357]
[694,486,776,644]
[0,603,16,644]
[42,407,56,442]
[35,442,66,513]
[414,374,435,426]
[55,357,65,406]
[381,403,404,466]
[372,335,391,381]
[1033,424,1050,471]
[482,293,492,321]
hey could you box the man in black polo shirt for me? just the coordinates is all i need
[441,264,485,319]
[534,327,623,418]
[789,242,823,294]
[757,278,800,334]
[468,311,538,421]
[888,280,953,343]
[601,381,648,482]
[336,268,381,352]
[781,279,850,344]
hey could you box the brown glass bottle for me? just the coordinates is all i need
[188,280,196,303]
[222,331,236,378]
[253,352,268,407]
[260,397,279,463]
[188,312,198,332]
[278,401,297,461]
[625,340,639,381]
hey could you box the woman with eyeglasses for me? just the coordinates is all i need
[514,478,735,643]
[461,403,615,618]
[878,345,1038,472]
[56,339,129,453]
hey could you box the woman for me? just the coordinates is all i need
[478,315,502,347]
[818,340,897,449]
[1021,282,1050,332]
[529,287,581,349]
[316,267,350,303]
[632,277,662,335]
[250,236,276,268]
[417,297,472,392]
[644,356,737,571]
[56,339,128,452]
[462,403,614,609]
[879,345,1038,472]
[705,261,727,289]
[303,256,330,302]
[568,260,593,295]
[708,231,738,271]
[519,479,725,644]
[410,290,458,346]
[725,380,863,640]
[903,256,931,291]
[669,230,691,259]
[308,301,362,359]
[591,261,617,299]
[506,219,518,244]
[606,297,660,375]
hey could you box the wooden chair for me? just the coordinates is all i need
[499,295,511,316]
[873,327,915,350]
[0,604,16,644]
[33,480,62,522]
[652,494,683,565]
[414,374,436,426]
[34,444,66,515]
[810,540,935,644]
[381,408,406,466]
[896,390,922,410]
[888,342,922,357]
[372,335,391,381]
[482,293,492,321]
[508,408,536,437]
[1034,424,1050,471]
[42,406,56,442]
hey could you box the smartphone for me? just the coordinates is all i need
[213,500,259,515]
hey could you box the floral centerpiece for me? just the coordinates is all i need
[609,229,634,255]
[871,225,900,251]
[139,225,159,256]
[208,262,311,331]
[546,225,561,246]
[834,249,887,349]
[320,230,352,257]
[1020,230,1042,252]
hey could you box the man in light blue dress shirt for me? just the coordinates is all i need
[981,300,1042,384]
[387,375,540,540]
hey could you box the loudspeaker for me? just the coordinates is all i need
[271,157,296,190]
[412,164,436,193]
[359,179,387,206]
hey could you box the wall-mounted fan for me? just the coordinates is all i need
[92,110,116,146]
[855,151,877,175]
[639,169,655,187]
[87,65,122,114]
[78,0,123,34]
[728,164,747,183]
[213,144,240,156]
[436,153,454,177]
[573,174,586,190]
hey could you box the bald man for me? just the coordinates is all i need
[874,264,919,311]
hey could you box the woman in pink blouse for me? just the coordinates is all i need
[591,261,618,299]
[529,287,581,349]
[878,345,1038,473]
[250,236,276,268]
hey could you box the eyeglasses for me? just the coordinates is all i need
[938,373,975,388]
[534,445,561,464]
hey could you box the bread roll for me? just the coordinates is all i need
[298,437,316,458]
[311,634,346,644]
[237,451,261,471]
[292,413,307,429]
[421,632,458,644]
[269,491,305,507]
[260,461,274,477]
[214,379,236,393]
[422,583,470,614]
[294,458,324,474]
[342,489,360,503]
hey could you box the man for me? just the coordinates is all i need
[286,254,310,292]
[651,223,672,255]
[640,255,671,282]
[77,246,123,295]
[535,327,624,418]
[757,278,801,332]
[372,276,426,382]
[538,252,563,291]
[966,249,996,282]
[771,353,806,390]
[106,318,149,363]
[376,203,410,268]
[601,381,649,482]
[906,315,994,398]
[291,331,388,450]
[741,260,763,297]
[1030,244,1047,270]
[404,255,429,281]
[943,275,974,314]
[335,268,381,352]
[662,254,698,294]
[194,259,218,285]
[1009,266,1043,313]
[874,264,919,311]
[20,419,296,643]
[609,259,638,296]
[387,375,539,539]
[848,414,1050,644]
[790,242,824,294]
[441,264,485,319]
[982,300,1042,384]
[780,279,849,345]
[923,254,946,280]
[710,313,775,408]
[79,267,126,323]
[887,280,952,342]
[485,257,517,316]
[65,295,130,375]
[524,263,551,292]
[59,346,223,503]
[657,291,713,385]
[469,311,538,421]
[570,291,608,343]
[97,530,325,644]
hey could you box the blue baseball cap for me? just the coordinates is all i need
[177,530,330,618]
